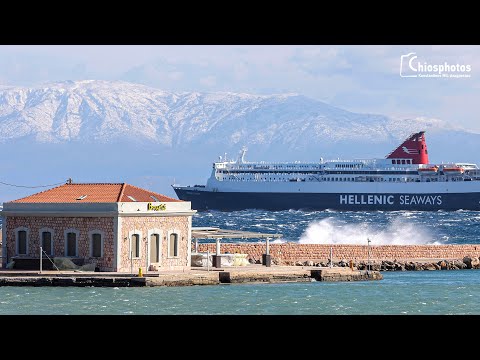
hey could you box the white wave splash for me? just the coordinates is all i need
[298,217,440,245]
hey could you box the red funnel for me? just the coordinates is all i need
[386,131,429,164]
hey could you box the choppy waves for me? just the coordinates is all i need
[193,209,480,244]
[298,217,438,245]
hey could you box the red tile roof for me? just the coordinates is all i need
[119,184,180,203]
[10,183,182,203]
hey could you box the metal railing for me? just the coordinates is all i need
[39,246,61,273]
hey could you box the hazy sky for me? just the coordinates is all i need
[1,45,479,131]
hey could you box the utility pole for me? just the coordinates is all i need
[367,238,371,273]
[329,246,333,268]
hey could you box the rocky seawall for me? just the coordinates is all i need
[282,257,480,271]
[198,243,480,271]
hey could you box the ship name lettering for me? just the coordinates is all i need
[400,195,442,205]
[340,194,394,205]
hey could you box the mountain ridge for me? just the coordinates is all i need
[0,80,478,202]
[0,80,463,147]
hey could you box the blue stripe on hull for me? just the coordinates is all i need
[173,189,480,211]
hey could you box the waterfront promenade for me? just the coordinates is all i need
[0,265,382,287]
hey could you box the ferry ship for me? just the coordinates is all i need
[172,131,480,211]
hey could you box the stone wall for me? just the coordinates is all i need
[4,215,192,273]
[120,216,191,272]
[197,243,480,263]
[5,216,115,271]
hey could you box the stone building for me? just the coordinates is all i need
[0,182,196,272]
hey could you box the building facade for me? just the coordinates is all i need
[0,183,196,272]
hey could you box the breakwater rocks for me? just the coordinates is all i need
[279,256,480,271]
[198,243,480,264]
[198,244,480,271]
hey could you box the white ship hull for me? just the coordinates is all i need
[173,131,480,211]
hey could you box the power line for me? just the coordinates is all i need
[0,180,67,188]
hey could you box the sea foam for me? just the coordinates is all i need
[298,217,440,245]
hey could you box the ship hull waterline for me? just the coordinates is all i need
[173,188,480,211]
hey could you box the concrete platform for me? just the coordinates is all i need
[0,265,382,287]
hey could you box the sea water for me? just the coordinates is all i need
[1,210,480,315]
[193,209,480,245]
[1,271,479,315]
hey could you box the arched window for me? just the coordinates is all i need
[89,231,104,258]
[169,233,179,258]
[64,229,80,257]
[150,233,160,263]
[41,231,53,256]
[15,227,29,255]
[131,234,140,258]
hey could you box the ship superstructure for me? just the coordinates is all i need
[173,131,480,211]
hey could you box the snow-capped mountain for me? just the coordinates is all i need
[0,80,463,147]
[0,80,478,202]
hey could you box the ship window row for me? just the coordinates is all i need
[334,164,363,168]
[220,177,313,182]
[218,176,476,183]
[323,177,411,182]
[218,170,322,174]
[325,177,356,182]
[279,165,312,169]
[391,159,413,164]
[229,165,321,170]
[326,171,419,175]
[220,176,420,182]
[219,170,420,175]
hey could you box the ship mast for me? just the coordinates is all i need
[237,146,247,164]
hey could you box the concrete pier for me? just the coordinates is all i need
[0,266,382,287]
